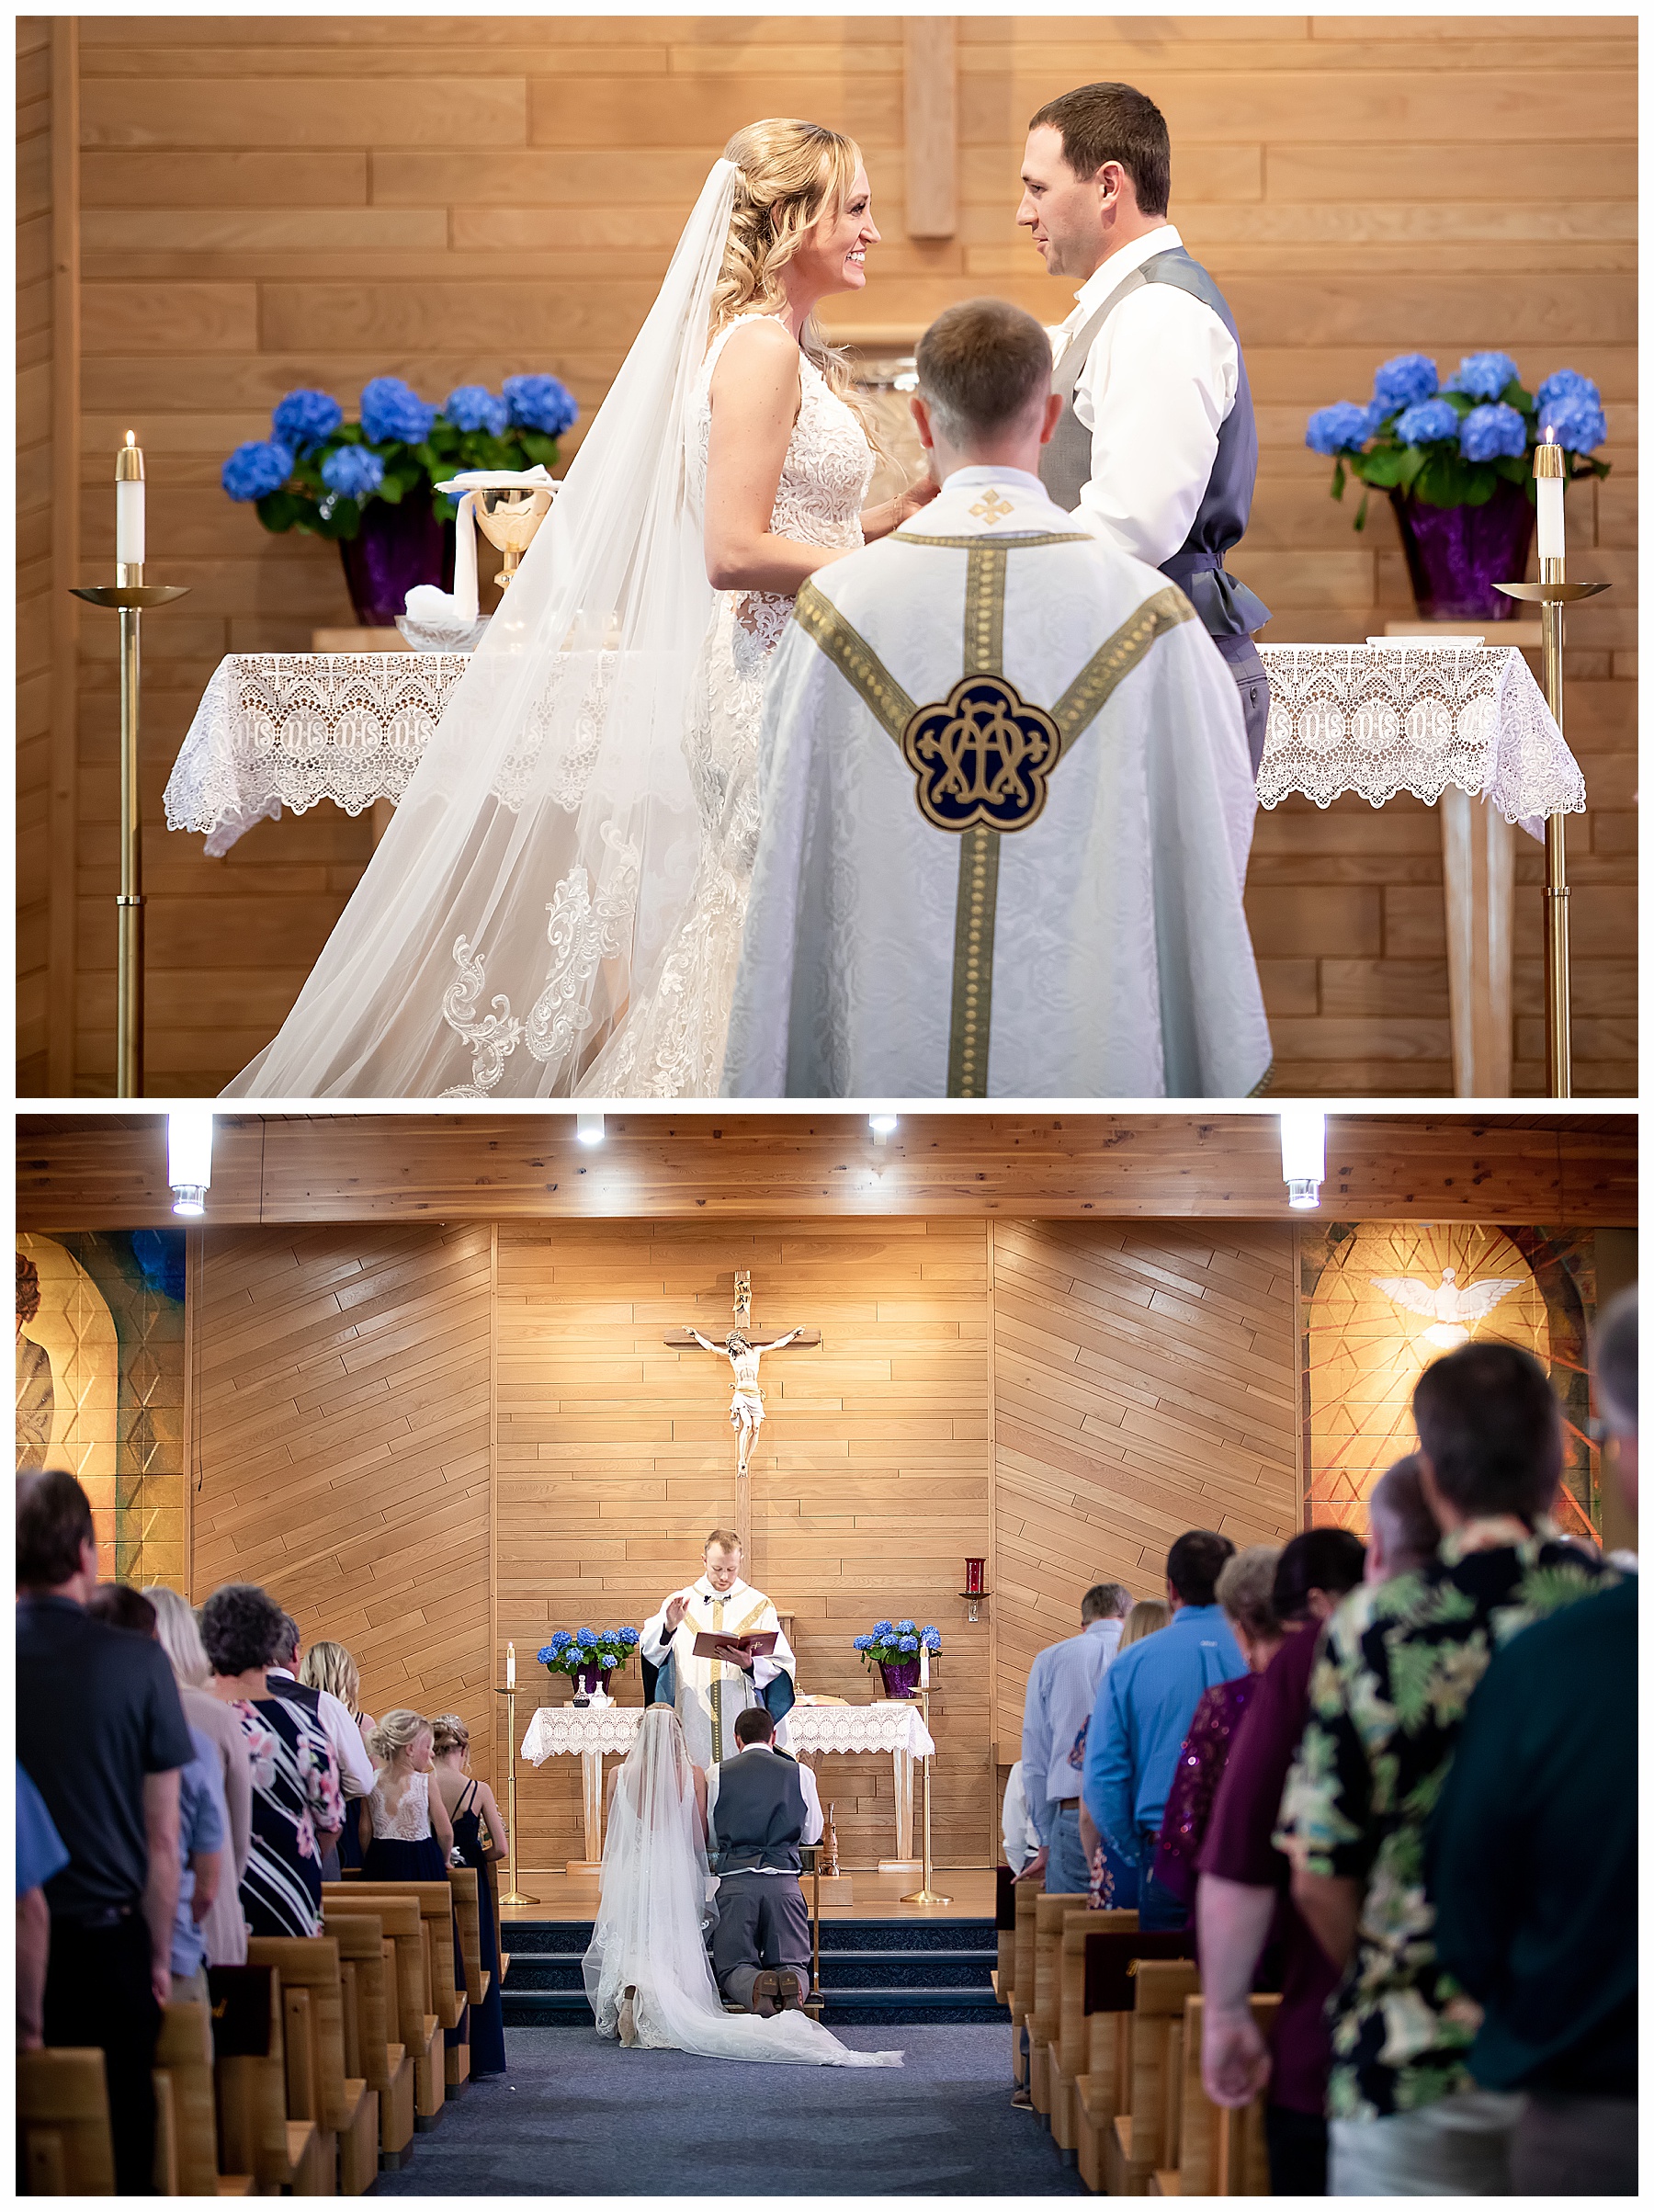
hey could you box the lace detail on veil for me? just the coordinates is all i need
[440,825,641,1097]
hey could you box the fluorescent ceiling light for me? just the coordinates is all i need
[1279,1109,1325,1210]
[168,1108,213,1217]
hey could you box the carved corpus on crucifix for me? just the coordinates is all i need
[663,1271,821,1555]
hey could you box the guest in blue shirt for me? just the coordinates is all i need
[172,1727,229,2004]
[17,1763,70,2051]
[1083,1529,1245,1931]
[1017,1582,1132,1894]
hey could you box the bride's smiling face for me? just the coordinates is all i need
[792,164,878,300]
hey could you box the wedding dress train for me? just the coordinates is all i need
[582,1708,901,2067]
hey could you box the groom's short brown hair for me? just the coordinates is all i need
[916,299,1052,446]
[1029,83,1171,216]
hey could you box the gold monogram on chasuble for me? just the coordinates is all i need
[901,674,1062,833]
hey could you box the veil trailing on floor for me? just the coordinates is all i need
[225,163,742,1097]
[582,1707,901,2068]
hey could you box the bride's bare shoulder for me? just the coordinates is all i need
[709,314,800,393]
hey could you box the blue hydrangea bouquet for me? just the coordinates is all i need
[1307,353,1608,528]
[854,1619,942,1698]
[221,372,578,543]
[538,1627,640,1686]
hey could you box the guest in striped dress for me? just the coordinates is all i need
[200,1583,342,1938]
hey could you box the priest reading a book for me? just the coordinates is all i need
[640,1530,798,1766]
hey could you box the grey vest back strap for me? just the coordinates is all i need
[1038,246,1270,641]
[710,1748,806,1875]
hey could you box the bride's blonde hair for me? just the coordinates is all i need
[712,119,872,435]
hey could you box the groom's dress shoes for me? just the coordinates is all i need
[774,1969,806,2011]
[751,1970,782,2017]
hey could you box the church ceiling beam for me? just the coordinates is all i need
[15,1112,1635,1229]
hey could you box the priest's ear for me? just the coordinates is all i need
[1038,391,1063,447]
[910,391,937,452]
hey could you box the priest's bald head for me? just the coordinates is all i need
[911,299,1063,483]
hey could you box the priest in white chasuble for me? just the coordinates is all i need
[640,1529,797,1767]
[722,297,1271,1102]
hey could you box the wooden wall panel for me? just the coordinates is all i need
[38,15,1634,1095]
[991,1219,1298,1749]
[192,1220,495,1783]
[495,1218,992,1870]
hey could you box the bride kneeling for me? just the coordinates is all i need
[582,1706,900,2067]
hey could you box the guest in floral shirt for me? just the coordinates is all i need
[201,1583,342,1938]
[1274,1341,1611,2196]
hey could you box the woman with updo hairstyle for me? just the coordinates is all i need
[430,1714,508,2076]
[360,1709,457,1882]
[201,1582,342,1937]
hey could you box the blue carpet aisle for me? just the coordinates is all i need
[376,2026,1085,2196]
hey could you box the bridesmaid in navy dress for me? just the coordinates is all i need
[431,1714,509,2076]
[360,1711,455,1880]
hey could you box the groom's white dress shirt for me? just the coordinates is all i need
[1049,222,1240,572]
[706,1750,824,1877]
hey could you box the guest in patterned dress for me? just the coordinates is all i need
[200,1583,342,1939]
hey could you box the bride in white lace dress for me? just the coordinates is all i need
[224,122,932,1100]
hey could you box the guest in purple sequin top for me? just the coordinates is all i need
[1152,1547,1286,1907]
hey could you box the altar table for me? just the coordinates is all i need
[164,642,1586,1095]
[519,1697,936,1874]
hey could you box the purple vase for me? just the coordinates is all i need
[1388,480,1535,622]
[878,1657,921,1700]
[337,487,456,627]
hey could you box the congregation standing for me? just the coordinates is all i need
[15,1472,512,2193]
[1014,1294,1638,2196]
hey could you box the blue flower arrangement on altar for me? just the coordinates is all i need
[219,370,579,543]
[1305,352,1609,531]
[538,1626,640,1679]
[853,1620,943,1668]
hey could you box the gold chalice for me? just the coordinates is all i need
[474,482,555,591]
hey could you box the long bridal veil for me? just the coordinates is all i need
[582,1707,901,2067]
[226,164,741,1097]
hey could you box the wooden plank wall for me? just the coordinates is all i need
[496,1217,992,1870]
[183,1207,1302,1869]
[991,1220,1297,1752]
[43,16,1635,1095]
[17,21,55,1090]
[192,1221,496,1783]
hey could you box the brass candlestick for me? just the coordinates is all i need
[1495,443,1609,1099]
[494,1682,538,1905]
[901,1682,951,1906]
[70,563,191,1097]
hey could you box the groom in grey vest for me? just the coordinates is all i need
[1018,82,1272,775]
[707,1706,821,2013]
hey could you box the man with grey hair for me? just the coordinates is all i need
[726,295,1270,1100]
[1429,1286,1637,2198]
[1016,1581,1133,1895]
[1364,1452,1440,1583]
[264,1611,373,1882]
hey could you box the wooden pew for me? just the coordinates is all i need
[447,1866,491,2007]
[1026,1893,1089,2120]
[248,1937,378,2195]
[1151,1993,1282,2195]
[17,2048,117,2195]
[1104,1958,1203,2196]
[325,1889,443,2130]
[152,2001,255,2195]
[349,1879,469,2091]
[1009,1869,1042,2086]
[1053,1908,1136,2158]
[991,1864,1016,2006]
[1072,1930,1196,2193]
[321,1908,416,2169]
[208,1964,326,2195]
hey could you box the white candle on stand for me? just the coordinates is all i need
[116,431,145,570]
[1535,429,1565,564]
[506,1641,515,1688]
[919,1640,930,1689]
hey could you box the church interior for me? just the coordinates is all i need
[17,14,1637,1100]
[16,1106,1637,2192]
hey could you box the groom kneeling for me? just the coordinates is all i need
[708,1707,823,2015]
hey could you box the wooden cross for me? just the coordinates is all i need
[663,1271,821,1556]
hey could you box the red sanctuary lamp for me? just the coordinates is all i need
[960,1558,989,1623]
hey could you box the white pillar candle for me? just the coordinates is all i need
[506,1641,515,1688]
[919,1641,930,1689]
[116,431,145,568]
[1535,432,1565,564]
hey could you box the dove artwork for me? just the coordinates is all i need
[1368,1266,1527,1350]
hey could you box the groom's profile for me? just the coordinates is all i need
[707,1705,823,2015]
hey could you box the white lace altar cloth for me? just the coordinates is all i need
[522,1698,935,1764]
[164,652,474,857]
[1255,644,1585,839]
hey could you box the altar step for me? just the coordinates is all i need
[501,1916,1009,2028]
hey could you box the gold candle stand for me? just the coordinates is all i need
[1495,441,1609,1099]
[70,559,190,1098]
[493,1684,539,1905]
[900,1682,951,1906]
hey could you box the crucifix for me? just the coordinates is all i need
[663,1271,821,1556]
